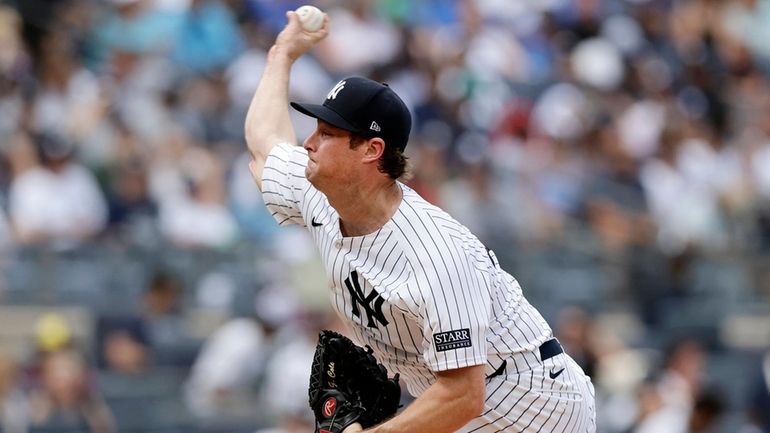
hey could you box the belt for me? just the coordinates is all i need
[539,338,564,361]
[487,338,564,379]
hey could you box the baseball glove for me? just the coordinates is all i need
[308,330,401,433]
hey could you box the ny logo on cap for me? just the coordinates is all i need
[327,80,345,100]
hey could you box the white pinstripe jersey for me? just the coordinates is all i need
[261,143,593,432]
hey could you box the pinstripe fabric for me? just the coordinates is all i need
[261,143,596,432]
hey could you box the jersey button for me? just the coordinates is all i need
[334,240,342,248]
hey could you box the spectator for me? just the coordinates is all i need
[633,338,707,433]
[89,0,182,70]
[590,320,652,433]
[96,317,150,375]
[183,316,266,421]
[8,131,107,247]
[29,27,102,140]
[639,127,726,255]
[256,308,347,433]
[140,270,200,366]
[27,349,116,433]
[154,143,239,248]
[171,0,244,73]
[314,1,403,75]
[105,156,159,246]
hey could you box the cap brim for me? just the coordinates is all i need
[290,102,361,133]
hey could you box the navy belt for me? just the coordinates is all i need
[539,338,563,361]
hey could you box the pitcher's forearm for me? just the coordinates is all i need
[242,10,328,189]
[244,46,296,163]
[356,365,486,433]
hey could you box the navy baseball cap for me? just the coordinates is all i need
[291,77,412,151]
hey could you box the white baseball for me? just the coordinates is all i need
[295,5,324,32]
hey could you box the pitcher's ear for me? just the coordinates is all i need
[362,137,385,164]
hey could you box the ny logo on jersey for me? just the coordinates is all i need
[344,271,389,329]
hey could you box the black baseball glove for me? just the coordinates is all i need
[308,330,401,433]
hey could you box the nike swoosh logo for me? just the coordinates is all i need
[549,368,565,379]
[311,217,323,227]
[486,360,507,380]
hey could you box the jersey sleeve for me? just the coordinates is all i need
[418,259,492,372]
[260,142,310,227]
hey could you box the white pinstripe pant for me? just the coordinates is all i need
[459,353,596,433]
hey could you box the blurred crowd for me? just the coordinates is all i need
[0,0,769,432]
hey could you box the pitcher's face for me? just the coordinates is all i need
[303,120,365,191]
